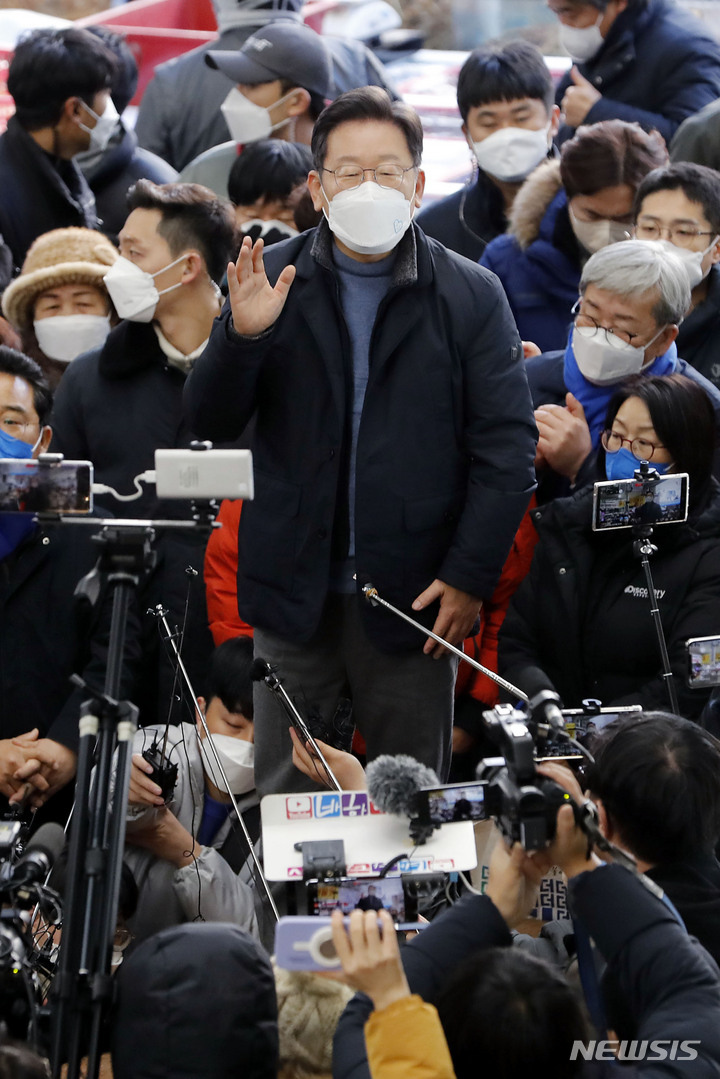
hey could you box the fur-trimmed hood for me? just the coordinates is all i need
[507,160,563,250]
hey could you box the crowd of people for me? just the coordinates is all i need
[2,0,720,1074]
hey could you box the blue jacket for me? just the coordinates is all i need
[184,221,538,651]
[555,0,720,145]
[480,165,579,353]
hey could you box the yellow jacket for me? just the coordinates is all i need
[364,995,456,1079]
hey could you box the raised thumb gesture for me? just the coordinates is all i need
[565,390,587,421]
[561,65,602,128]
[227,235,297,336]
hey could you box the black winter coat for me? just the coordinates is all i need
[0,117,98,273]
[499,482,720,719]
[50,320,238,714]
[333,866,720,1079]
[0,521,140,750]
[676,266,720,392]
[111,923,278,1079]
[184,222,538,651]
[416,170,507,262]
[555,0,720,145]
[82,123,178,245]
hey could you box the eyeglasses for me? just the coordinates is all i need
[322,164,416,191]
[634,221,716,249]
[601,429,666,461]
[572,300,640,346]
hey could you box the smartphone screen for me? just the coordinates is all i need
[417,781,487,826]
[0,459,93,514]
[307,876,407,920]
[592,473,688,531]
[687,636,720,687]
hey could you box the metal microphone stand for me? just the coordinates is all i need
[631,465,679,715]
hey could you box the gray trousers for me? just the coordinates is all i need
[253,594,457,797]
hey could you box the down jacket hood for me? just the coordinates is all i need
[111,922,278,1079]
[507,159,564,251]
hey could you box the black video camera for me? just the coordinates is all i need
[479,703,574,850]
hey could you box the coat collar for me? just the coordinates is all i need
[299,217,431,289]
[97,318,168,379]
[5,117,97,225]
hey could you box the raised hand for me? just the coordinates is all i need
[534,392,592,481]
[561,66,602,128]
[227,235,297,337]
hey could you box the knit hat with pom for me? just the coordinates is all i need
[2,227,118,330]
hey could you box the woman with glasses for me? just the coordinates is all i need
[499,373,720,722]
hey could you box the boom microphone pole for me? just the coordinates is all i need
[362,584,529,703]
[149,605,280,922]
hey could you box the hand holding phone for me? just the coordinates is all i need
[329,909,412,1011]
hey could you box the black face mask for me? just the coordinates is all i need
[241,219,298,246]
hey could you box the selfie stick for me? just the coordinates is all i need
[362,584,529,703]
[631,465,680,715]
[149,605,280,921]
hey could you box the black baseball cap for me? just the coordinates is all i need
[206,21,332,99]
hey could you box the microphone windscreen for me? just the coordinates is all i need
[25,822,65,866]
[366,755,439,817]
[250,658,270,682]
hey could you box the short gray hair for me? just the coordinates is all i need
[580,240,691,325]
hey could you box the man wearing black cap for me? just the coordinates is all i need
[179,21,332,199]
[135,0,397,173]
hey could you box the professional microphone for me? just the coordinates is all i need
[366,755,439,817]
[12,822,65,886]
[528,689,566,736]
[250,657,273,683]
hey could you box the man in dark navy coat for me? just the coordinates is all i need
[185,88,537,795]
[551,0,720,146]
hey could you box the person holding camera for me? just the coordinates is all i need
[499,373,720,722]
[332,793,720,1078]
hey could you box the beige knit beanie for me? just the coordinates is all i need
[274,962,354,1078]
[2,227,118,330]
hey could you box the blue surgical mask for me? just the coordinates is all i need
[0,427,36,460]
[605,447,672,481]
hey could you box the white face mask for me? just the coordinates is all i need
[220,86,293,144]
[323,181,415,257]
[559,12,605,63]
[569,206,630,254]
[471,124,550,183]
[78,96,120,155]
[33,313,110,363]
[199,732,256,796]
[103,254,187,323]
[639,236,719,291]
[572,322,666,385]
